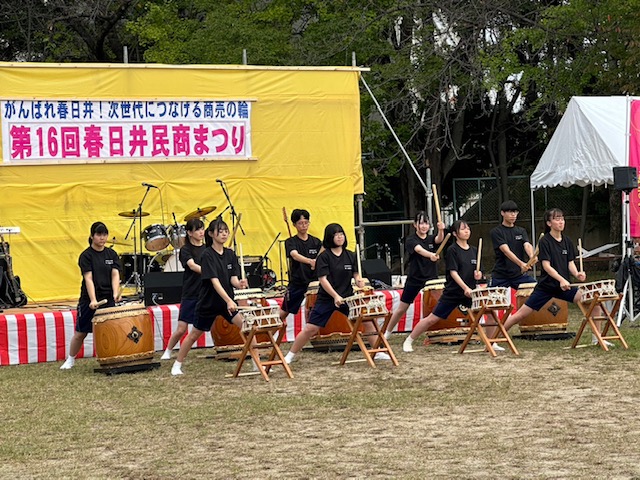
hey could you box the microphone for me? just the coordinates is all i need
[142,182,158,189]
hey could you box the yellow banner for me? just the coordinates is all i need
[0,63,365,301]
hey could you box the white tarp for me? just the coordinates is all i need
[530,96,636,189]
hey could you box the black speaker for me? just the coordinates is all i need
[242,256,263,289]
[144,272,183,306]
[361,259,392,287]
[613,166,638,191]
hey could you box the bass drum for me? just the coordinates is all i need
[119,253,151,280]
[142,224,170,252]
[163,252,185,272]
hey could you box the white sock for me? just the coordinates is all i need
[284,351,295,364]
[161,349,171,360]
[171,360,183,375]
[60,355,75,370]
[403,336,414,352]
[384,330,392,340]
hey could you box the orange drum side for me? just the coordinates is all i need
[422,284,469,344]
[210,293,271,358]
[517,291,568,335]
[92,305,154,367]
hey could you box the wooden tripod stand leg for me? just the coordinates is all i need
[599,300,629,349]
[266,329,294,378]
[491,307,519,355]
[355,318,377,368]
[571,302,595,348]
[339,316,362,365]
[232,330,254,378]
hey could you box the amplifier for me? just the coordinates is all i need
[144,272,183,306]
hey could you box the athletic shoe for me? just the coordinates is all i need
[375,352,392,361]
[60,357,75,370]
[171,363,183,376]
[492,343,506,352]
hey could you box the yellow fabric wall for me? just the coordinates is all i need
[0,63,364,301]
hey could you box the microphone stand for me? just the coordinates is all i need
[124,185,153,297]
[217,180,244,251]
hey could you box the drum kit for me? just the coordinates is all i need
[116,205,217,295]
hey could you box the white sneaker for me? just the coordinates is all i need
[375,352,392,361]
[60,357,75,370]
[171,363,183,376]
[160,349,171,360]
[402,336,414,353]
[592,338,615,347]
[492,343,506,352]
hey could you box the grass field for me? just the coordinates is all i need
[2,305,640,479]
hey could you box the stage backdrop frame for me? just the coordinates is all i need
[0,63,367,301]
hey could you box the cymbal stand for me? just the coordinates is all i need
[258,233,281,290]
[275,239,289,288]
[217,179,244,252]
[123,185,152,297]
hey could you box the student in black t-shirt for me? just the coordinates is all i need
[280,209,322,324]
[161,218,206,360]
[489,200,536,288]
[171,218,249,376]
[284,223,390,364]
[403,220,482,353]
[384,211,446,339]
[503,208,609,343]
[60,222,121,370]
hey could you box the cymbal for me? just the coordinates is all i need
[118,210,150,218]
[108,238,133,247]
[184,206,216,221]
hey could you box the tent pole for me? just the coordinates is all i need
[530,184,537,277]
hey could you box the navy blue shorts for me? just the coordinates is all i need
[400,282,424,304]
[490,274,536,289]
[281,284,308,315]
[76,298,116,333]
[525,287,578,311]
[194,308,239,331]
[308,301,349,328]
[432,299,471,319]
[178,297,198,324]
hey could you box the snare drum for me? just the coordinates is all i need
[142,224,170,251]
[577,279,618,304]
[470,287,510,311]
[516,282,569,336]
[210,289,271,358]
[167,224,186,249]
[92,304,154,368]
[422,279,470,343]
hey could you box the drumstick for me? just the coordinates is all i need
[434,233,451,257]
[239,243,246,280]
[476,238,482,272]
[522,233,544,272]
[432,184,442,224]
[356,243,363,279]
[227,213,242,246]
[578,238,584,272]
[96,299,108,307]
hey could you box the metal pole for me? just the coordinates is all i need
[360,75,428,193]
[123,46,128,64]
[242,49,248,65]
[530,185,537,277]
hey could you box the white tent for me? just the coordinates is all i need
[530,96,633,190]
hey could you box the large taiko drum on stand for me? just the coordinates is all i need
[92,304,155,370]
[422,278,470,344]
[210,289,274,359]
[306,281,367,351]
[516,282,569,337]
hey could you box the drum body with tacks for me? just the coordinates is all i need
[305,281,365,351]
[210,289,273,359]
[422,278,469,344]
[92,304,154,368]
[516,283,568,336]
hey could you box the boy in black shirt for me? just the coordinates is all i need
[280,209,322,324]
